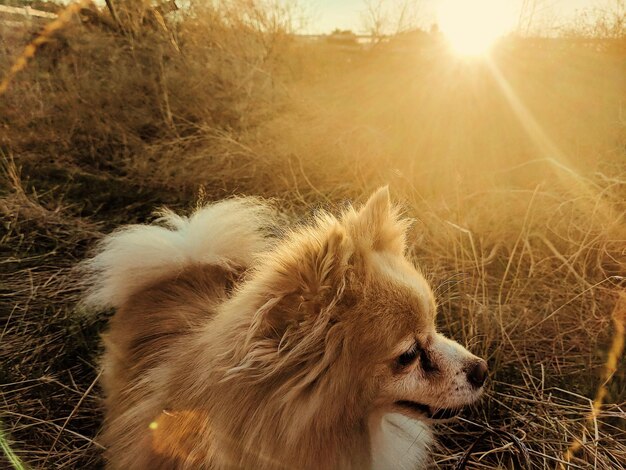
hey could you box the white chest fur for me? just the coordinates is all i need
[370,413,433,470]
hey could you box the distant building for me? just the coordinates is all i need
[326,29,358,46]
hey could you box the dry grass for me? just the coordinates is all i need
[1,2,625,469]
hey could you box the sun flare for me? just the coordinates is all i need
[437,0,517,57]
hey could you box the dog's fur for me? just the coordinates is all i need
[85,188,487,469]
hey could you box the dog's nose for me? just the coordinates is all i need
[466,360,488,388]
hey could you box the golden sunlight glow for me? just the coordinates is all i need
[437,0,517,56]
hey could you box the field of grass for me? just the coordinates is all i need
[1,2,625,469]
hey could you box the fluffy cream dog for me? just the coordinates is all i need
[85,188,487,469]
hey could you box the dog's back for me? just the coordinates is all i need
[84,199,274,469]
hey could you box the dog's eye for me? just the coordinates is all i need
[397,343,420,367]
[419,349,437,373]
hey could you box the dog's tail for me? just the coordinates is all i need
[83,197,275,309]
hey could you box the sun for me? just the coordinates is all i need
[437,0,517,57]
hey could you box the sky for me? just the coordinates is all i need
[306,0,610,34]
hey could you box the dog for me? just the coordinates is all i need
[84,187,487,469]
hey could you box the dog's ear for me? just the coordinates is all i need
[258,221,351,336]
[282,224,348,301]
[345,186,410,255]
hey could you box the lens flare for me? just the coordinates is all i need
[437,0,517,56]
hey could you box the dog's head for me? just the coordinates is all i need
[242,187,486,428]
